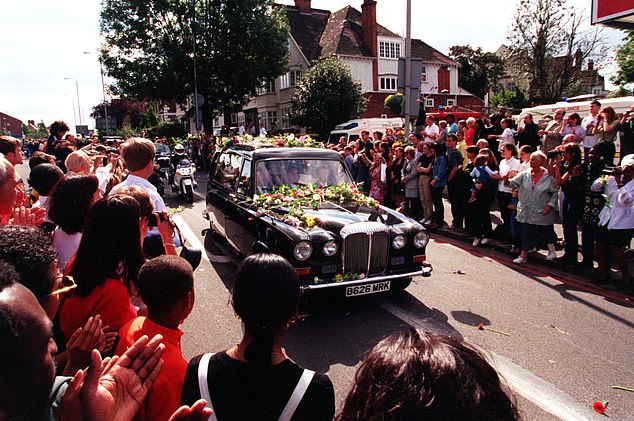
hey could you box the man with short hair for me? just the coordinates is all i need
[0,135,23,166]
[421,116,439,143]
[538,108,565,152]
[44,120,70,155]
[582,100,601,159]
[109,137,166,212]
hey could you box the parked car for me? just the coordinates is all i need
[204,144,432,297]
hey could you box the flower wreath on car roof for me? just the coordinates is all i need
[218,133,324,149]
[249,183,379,229]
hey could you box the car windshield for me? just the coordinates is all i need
[155,143,171,154]
[254,158,352,193]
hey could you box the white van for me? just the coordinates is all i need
[519,96,634,120]
[328,118,403,144]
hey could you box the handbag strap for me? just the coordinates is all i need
[197,353,218,421]
[278,369,315,421]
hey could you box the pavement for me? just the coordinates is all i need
[427,193,634,294]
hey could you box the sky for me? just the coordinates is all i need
[0,0,625,133]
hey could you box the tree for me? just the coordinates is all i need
[448,45,505,99]
[291,57,366,137]
[507,0,606,104]
[611,30,634,87]
[90,98,147,130]
[490,85,529,111]
[100,0,289,132]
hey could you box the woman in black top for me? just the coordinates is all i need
[181,254,335,421]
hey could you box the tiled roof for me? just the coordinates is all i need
[284,3,454,64]
[285,5,331,61]
[411,39,457,65]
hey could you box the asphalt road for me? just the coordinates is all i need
[165,175,634,421]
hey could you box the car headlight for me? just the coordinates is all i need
[294,241,313,261]
[414,231,429,248]
[322,240,338,256]
[392,234,406,249]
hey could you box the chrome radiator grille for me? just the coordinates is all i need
[340,222,389,275]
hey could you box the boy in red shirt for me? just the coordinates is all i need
[115,255,195,421]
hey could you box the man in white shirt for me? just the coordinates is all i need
[581,100,601,159]
[421,116,439,144]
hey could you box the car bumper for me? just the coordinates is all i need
[300,265,432,291]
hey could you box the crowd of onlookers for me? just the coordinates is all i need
[326,102,634,290]
[0,123,525,420]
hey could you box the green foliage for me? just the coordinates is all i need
[146,122,187,139]
[490,85,529,111]
[507,0,606,103]
[138,107,159,129]
[100,0,289,132]
[449,45,505,99]
[291,57,366,137]
[611,31,634,87]
[607,86,631,98]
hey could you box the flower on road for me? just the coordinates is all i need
[593,401,608,414]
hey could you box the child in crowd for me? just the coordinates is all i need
[115,255,195,421]
[468,155,496,203]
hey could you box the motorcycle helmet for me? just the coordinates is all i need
[174,144,185,153]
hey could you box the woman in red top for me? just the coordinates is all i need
[58,195,144,345]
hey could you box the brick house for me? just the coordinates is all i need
[227,0,483,133]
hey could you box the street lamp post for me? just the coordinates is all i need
[64,78,82,126]
[83,52,110,136]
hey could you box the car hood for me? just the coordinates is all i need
[258,204,422,239]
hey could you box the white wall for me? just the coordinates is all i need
[341,56,374,92]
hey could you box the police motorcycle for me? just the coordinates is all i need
[170,144,197,203]
[153,142,172,197]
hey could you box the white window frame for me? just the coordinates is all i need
[378,40,401,59]
[379,76,397,92]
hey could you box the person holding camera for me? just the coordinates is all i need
[618,104,634,161]
[593,106,620,164]
[551,141,583,265]
[590,154,634,289]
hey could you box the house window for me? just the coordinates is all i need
[425,98,434,108]
[446,99,455,107]
[379,41,401,59]
[290,69,302,87]
[379,77,397,91]
[280,73,289,89]
[421,66,427,83]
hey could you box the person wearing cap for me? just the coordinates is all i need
[591,154,634,289]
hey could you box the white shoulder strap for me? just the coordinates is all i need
[197,353,218,421]
[278,369,315,421]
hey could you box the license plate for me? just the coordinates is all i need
[345,281,391,297]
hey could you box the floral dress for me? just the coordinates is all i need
[369,166,385,204]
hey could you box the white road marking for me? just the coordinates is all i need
[377,299,601,421]
[172,214,232,263]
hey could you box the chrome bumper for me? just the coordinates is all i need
[301,266,432,291]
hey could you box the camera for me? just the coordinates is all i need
[547,150,563,159]
[147,212,166,227]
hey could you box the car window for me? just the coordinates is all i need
[213,152,243,191]
[254,158,352,192]
[236,159,251,196]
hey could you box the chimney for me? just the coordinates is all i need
[295,0,311,13]
[362,0,378,91]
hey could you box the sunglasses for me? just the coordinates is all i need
[47,274,77,297]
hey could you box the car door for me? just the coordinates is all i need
[207,151,241,240]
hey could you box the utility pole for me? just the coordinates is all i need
[404,0,412,136]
